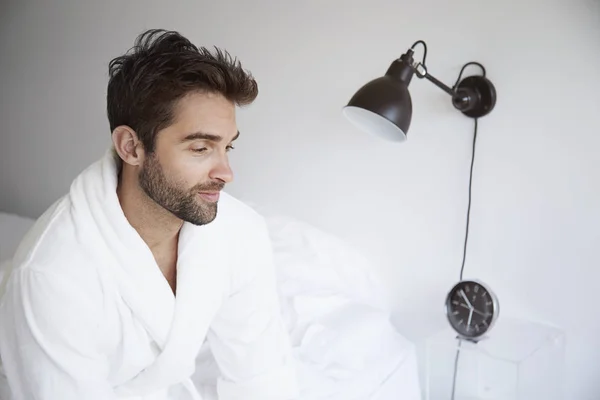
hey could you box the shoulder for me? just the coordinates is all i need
[0,264,106,352]
[218,192,264,222]
[216,192,269,237]
[211,194,277,293]
[2,198,106,325]
[215,192,273,261]
[10,196,102,285]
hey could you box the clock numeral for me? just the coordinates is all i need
[474,285,479,293]
[452,310,459,316]
[458,319,464,325]
[482,320,488,327]
[482,291,487,297]
[485,301,493,307]
[465,285,470,293]
[452,300,459,306]
[475,325,480,332]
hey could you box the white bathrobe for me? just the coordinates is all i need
[0,150,299,400]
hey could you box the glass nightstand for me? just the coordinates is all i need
[424,317,566,400]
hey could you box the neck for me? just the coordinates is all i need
[117,168,183,251]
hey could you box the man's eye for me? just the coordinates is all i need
[226,145,235,152]
[192,148,207,153]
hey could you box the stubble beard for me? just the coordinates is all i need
[138,153,223,226]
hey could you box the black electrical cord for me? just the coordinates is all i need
[450,339,462,400]
[451,116,479,400]
[407,45,481,282]
[453,62,487,89]
[411,40,428,66]
[459,117,478,281]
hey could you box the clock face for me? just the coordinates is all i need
[446,280,497,339]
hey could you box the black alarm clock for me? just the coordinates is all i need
[445,279,499,342]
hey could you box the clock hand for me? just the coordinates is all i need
[460,290,473,309]
[472,308,491,318]
[459,303,471,310]
[467,308,473,329]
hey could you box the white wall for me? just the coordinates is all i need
[1,0,599,397]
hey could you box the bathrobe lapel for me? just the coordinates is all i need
[113,220,230,397]
[76,153,177,350]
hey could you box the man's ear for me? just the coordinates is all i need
[111,125,145,166]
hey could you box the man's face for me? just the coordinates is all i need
[138,91,238,226]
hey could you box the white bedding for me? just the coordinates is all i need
[0,211,421,399]
[0,213,35,263]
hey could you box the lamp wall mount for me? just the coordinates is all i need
[406,42,497,119]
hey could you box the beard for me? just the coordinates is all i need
[138,153,224,226]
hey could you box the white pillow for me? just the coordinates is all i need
[0,212,35,262]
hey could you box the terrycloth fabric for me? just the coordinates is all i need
[0,150,299,400]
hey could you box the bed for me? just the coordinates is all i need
[0,211,421,400]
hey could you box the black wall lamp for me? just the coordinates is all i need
[343,40,497,141]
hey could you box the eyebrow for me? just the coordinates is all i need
[181,130,240,143]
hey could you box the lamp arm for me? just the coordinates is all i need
[409,41,488,100]
[413,63,456,96]
[423,72,456,96]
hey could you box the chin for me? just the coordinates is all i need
[185,205,218,226]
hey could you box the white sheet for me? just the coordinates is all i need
[0,210,421,399]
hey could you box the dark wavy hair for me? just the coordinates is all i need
[106,29,258,153]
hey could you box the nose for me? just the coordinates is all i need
[209,155,234,184]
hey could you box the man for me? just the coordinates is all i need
[0,29,299,400]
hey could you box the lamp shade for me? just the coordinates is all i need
[343,52,416,142]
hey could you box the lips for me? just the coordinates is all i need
[198,192,220,202]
